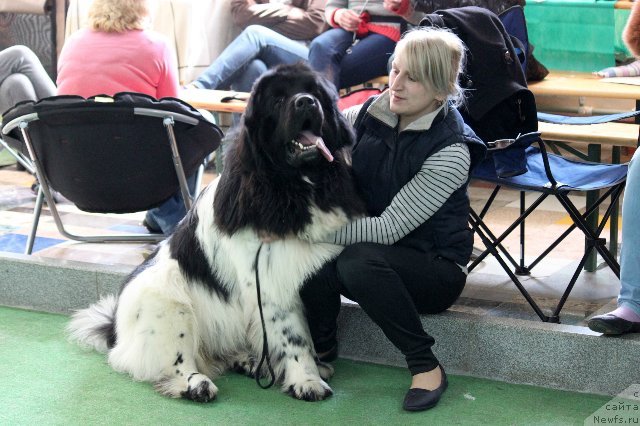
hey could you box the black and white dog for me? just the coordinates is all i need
[68,63,364,403]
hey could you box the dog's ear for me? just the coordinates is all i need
[315,73,356,150]
[335,105,356,149]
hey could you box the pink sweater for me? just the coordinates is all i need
[57,29,179,99]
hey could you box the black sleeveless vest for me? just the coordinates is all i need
[352,97,486,265]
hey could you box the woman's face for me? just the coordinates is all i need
[388,55,441,127]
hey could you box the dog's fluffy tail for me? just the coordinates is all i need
[67,294,118,353]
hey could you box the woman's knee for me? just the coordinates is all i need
[3,45,36,63]
[242,25,276,46]
[0,73,36,106]
[308,34,336,64]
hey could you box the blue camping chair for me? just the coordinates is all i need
[468,131,629,322]
[421,6,634,322]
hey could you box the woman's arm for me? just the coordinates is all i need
[231,0,327,40]
[326,143,471,245]
[270,0,328,40]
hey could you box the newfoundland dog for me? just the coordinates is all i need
[67,63,364,403]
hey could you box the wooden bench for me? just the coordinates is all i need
[538,121,639,153]
[179,88,249,114]
[528,71,640,113]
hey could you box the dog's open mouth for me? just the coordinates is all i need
[290,130,334,163]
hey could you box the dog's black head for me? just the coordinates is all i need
[240,63,353,171]
[214,63,364,237]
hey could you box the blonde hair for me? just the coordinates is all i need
[88,0,149,32]
[393,27,466,107]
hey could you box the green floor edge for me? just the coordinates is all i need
[0,306,613,425]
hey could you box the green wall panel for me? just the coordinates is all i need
[525,0,615,72]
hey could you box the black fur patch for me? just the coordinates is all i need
[169,209,230,302]
[282,326,306,347]
[100,319,117,349]
[174,353,184,366]
[213,63,365,238]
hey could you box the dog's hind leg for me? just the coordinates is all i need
[109,278,218,403]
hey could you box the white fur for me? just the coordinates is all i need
[68,176,346,402]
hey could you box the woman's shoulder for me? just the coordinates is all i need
[135,29,170,45]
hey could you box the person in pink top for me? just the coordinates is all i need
[57,0,178,100]
[57,0,187,235]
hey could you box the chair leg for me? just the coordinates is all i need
[516,191,530,275]
[470,213,552,322]
[25,185,45,255]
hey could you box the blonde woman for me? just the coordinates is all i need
[57,0,184,235]
[57,0,179,100]
[301,28,486,411]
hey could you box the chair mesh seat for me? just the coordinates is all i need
[1,92,223,251]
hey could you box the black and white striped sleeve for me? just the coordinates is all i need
[325,143,471,245]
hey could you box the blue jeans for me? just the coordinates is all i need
[619,149,640,315]
[193,25,309,92]
[145,173,198,235]
[308,28,396,90]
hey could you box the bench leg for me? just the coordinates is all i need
[609,146,621,260]
[585,144,601,272]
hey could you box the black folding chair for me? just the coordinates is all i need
[1,92,223,253]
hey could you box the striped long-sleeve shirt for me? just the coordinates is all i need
[323,94,471,246]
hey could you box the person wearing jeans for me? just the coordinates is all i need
[190,25,310,93]
[188,0,326,93]
[587,0,640,335]
[588,149,640,334]
[308,0,423,90]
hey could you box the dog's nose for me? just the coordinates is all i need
[294,94,316,110]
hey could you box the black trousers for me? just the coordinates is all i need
[300,242,466,376]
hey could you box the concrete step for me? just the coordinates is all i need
[2,251,638,397]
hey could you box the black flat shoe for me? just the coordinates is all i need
[403,365,448,412]
[317,344,338,363]
[588,313,640,335]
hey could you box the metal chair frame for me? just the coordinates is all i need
[2,107,211,254]
[468,134,627,323]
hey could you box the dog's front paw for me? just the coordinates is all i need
[180,373,218,403]
[286,379,333,402]
[231,355,257,378]
[316,360,334,381]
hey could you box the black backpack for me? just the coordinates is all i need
[420,6,538,176]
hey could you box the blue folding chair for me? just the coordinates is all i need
[419,5,635,322]
[468,131,629,322]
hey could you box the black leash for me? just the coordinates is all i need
[254,243,276,389]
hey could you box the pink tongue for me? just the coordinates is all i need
[299,131,334,162]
